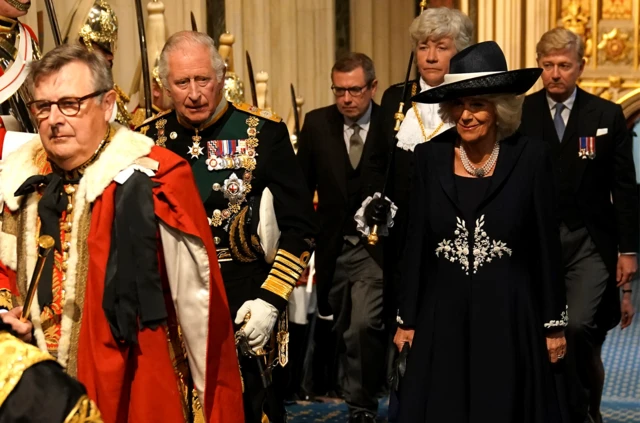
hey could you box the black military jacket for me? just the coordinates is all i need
[138,101,317,311]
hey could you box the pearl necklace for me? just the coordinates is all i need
[459,141,500,178]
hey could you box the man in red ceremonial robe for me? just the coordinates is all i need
[0,43,243,423]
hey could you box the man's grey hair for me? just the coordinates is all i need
[439,94,525,141]
[25,43,113,101]
[158,31,226,88]
[409,7,474,53]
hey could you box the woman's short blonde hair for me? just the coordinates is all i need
[536,27,584,61]
[409,7,473,52]
[439,94,525,141]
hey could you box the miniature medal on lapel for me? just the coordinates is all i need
[578,137,596,159]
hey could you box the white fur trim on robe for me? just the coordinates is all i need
[0,232,16,270]
[0,124,156,366]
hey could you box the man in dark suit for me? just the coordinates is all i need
[519,27,639,423]
[297,52,384,423]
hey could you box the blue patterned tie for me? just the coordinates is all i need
[554,103,566,142]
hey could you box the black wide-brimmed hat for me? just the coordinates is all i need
[412,41,542,104]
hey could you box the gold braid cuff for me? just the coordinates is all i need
[261,275,295,300]
[261,249,308,300]
[274,255,304,275]
[64,395,103,423]
[0,332,54,406]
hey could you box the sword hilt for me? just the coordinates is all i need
[238,311,267,356]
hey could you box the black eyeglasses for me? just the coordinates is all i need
[331,84,370,97]
[27,89,109,119]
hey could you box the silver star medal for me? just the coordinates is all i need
[188,134,204,159]
[223,173,246,204]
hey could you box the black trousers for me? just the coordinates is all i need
[560,224,609,423]
[328,241,386,415]
[221,260,286,423]
[238,354,286,423]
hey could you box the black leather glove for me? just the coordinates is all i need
[364,197,391,227]
[389,342,410,391]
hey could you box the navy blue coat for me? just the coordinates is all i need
[398,129,566,423]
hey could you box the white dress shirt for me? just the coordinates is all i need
[546,87,577,126]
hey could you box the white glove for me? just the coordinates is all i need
[234,298,279,352]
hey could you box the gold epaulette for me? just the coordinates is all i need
[130,107,147,129]
[233,102,282,123]
[0,332,54,406]
[134,108,173,132]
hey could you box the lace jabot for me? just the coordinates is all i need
[396,79,452,152]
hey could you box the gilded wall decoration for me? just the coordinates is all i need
[602,0,633,19]
[579,75,640,101]
[561,0,593,62]
[597,28,633,64]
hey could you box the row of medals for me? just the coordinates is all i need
[186,116,260,227]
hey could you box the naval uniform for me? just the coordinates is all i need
[138,100,318,423]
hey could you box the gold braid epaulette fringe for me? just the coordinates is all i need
[130,107,147,129]
[131,106,168,131]
[261,249,311,300]
[233,102,282,122]
[0,332,55,406]
[135,108,172,131]
[63,395,103,423]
